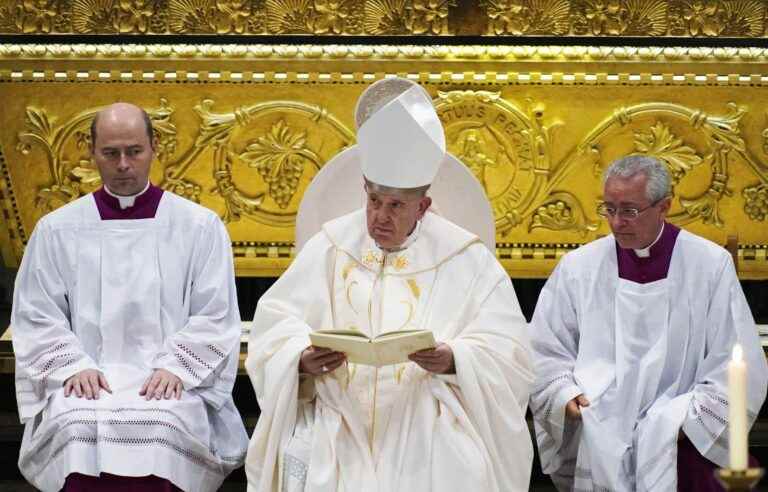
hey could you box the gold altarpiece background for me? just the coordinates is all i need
[0,1,767,279]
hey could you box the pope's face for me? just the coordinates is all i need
[92,107,155,196]
[603,173,670,250]
[365,187,431,250]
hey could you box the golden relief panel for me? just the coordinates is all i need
[0,44,767,279]
[0,0,766,36]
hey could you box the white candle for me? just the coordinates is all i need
[728,343,748,471]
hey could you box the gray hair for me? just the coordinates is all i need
[364,178,430,198]
[603,155,671,203]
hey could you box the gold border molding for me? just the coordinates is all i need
[1,42,767,279]
[1,43,768,63]
[0,1,766,38]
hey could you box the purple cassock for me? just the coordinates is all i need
[62,472,182,492]
[64,184,177,492]
[615,221,680,285]
[616,222,757,492]
[93,184,164,220]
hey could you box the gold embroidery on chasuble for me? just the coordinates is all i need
[333,247,433,387]
[388,254,409,272]
[362,249,384,269]
[406,278,421,300]
[330,242,442,449]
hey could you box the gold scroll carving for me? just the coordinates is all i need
[0,44,767,278]
[0,1,766,37]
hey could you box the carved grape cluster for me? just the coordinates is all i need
[743,183,768,221]
[168,180,202,203]
[536,200,572,223]
[258,157,303,209]
[240,120,314,210]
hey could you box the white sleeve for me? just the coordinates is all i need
[152,214,242,408]
[437,247,534,490]
[12,221,98,422]
[681,253,768,466]
[527,259,584,473]
[244,232,337,492]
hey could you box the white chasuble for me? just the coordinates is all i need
[529,232,768,491]
[245,209,534,492]
[12,192,248,492]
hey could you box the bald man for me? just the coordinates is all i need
[12,103,248,491]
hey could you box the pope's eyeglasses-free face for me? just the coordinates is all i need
[365,186,431,250]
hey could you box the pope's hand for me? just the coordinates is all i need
[299,346,346,375]
[64,369,112,400]
[140,369,183,400]
[409,343,455,374]
[565,394,590,419]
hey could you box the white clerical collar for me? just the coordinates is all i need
[379,219,422,253]
[104,181,150,210]
[633,222,665,258]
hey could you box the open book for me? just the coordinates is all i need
[309,329,436,367]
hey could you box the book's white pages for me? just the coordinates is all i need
[309,329,436,367]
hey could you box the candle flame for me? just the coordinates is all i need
[732,343,743,362]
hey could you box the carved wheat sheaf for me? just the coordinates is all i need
[266,0,314,34]
[72,0,117,33]
[529,0,571,34]
[168,0,215,33]
[720,0,765,36]
[364,0,409,34]
[623,0,667,36]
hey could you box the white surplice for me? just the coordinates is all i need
[12,192,248,492]
[245,209,534,492]
[529,231,768,491]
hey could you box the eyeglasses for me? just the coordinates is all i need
[597,199,663,220]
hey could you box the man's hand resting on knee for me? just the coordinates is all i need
[64,369,112,400]
[140,369,183,400]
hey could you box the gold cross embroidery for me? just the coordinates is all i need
[391,255,409,271]
[362,249,383,269]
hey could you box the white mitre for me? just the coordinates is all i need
[295,78,496,252]
[356,78,445,189]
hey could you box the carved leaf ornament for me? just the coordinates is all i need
[634,122,703,184]
[13,93,768,234]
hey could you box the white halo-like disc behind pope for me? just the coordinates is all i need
[295,145,497,253]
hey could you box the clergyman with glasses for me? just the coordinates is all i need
[527,154,767,491]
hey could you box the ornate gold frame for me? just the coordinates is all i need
[0,1,766,38]
[0,42,767,278]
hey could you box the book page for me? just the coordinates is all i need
[373,330,436,366]
[374,329,429,340]
[313,329,370,339]
[309,329,437,367]
[309,331,376,365]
